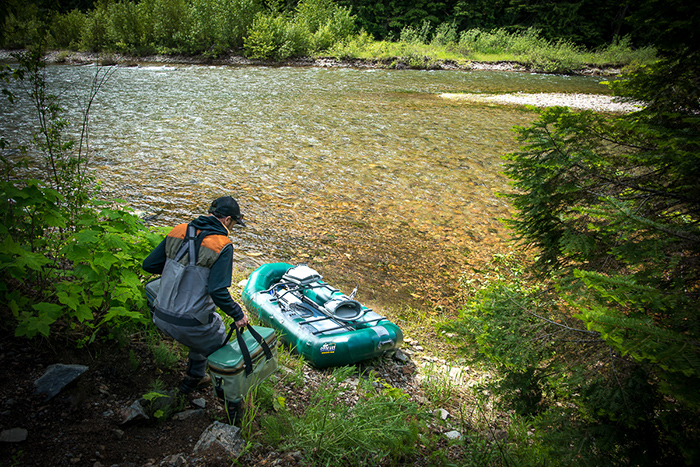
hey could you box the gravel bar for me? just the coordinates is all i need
[440,92,643,113]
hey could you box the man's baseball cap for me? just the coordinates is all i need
[209,196,246,226]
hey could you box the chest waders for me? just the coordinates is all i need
[152,225,227,379]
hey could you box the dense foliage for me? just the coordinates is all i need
[446,40,700,466]
[1,50,165,344]
[1,0,664,65]
[2,0,662,49]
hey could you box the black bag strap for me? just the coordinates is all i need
[230,325,274,377]
[175,225,220,264]
[174,225,198,264]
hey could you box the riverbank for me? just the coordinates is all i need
[0,49,624,76]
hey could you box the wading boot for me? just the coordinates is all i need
[226,400,245,425]
[179,374,211,394]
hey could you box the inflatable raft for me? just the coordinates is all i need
[241,263,403,368]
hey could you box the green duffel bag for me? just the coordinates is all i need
[207,325,278,403]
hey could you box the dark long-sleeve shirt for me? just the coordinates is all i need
[142,215,244,321]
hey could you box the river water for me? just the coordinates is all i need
[0,64,610,310]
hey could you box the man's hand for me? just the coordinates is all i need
[234,315,249,329]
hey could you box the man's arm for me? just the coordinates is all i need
[142,239,167,274]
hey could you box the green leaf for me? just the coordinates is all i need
[32,302,64,320]
[73,304,94,322]
[15,251,51,271]
[57,290,80,311]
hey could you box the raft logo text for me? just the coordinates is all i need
[320,343,337,354]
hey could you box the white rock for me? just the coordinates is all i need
[192,398,206,409]
[445,430,462,440]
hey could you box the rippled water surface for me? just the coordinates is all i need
[1,64,611,309]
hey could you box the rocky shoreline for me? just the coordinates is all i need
[1,49,623,76]
[1,50,636,113]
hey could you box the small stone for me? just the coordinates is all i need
[434,408,450,420]
[393,349,410,363]
[173,409,204,421]
[414,395,429,404]
[445,430,462,440]
[160,453,188,466]
[113,429,125,440]
[0,428,28,443]
[191,398,206,409]
[120,400,149,425]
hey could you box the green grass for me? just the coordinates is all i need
[258,366,423,466]
[327,28,657,73]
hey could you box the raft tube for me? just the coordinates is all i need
[241,263,403,368]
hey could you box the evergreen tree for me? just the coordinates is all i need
[448,3,700,464]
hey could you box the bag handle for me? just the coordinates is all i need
[227,325,274,377]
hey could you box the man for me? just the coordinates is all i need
[143,196,249,395]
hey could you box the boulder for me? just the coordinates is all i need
[193,421,245,459]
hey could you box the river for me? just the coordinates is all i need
[0,63,611,311]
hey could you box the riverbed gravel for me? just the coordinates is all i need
[440,92,642,113]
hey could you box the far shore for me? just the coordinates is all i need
[2,49,637,113]
[0,49,624,77]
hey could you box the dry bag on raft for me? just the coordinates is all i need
[207,325,278,403]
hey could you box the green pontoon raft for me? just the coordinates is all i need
[241,263,403,368]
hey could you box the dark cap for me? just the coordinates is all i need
[209,196,246,226]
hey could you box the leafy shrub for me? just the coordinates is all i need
[186,0,262,54]
[81,1,112,52]
[1,4,44,50]
[1,183,164,343]
[244,12,309,60]
[400,19,432,45]
[295,0,334,34]
[326,29,374,60]
[431,21,458,46]
[107,0,146,53]
[596,35,657,67]
[310,5,355,52]
[1,50,165,345]
[151,0,191,50]
[50,10,87,50]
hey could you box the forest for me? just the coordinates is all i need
[0,0,680,63]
